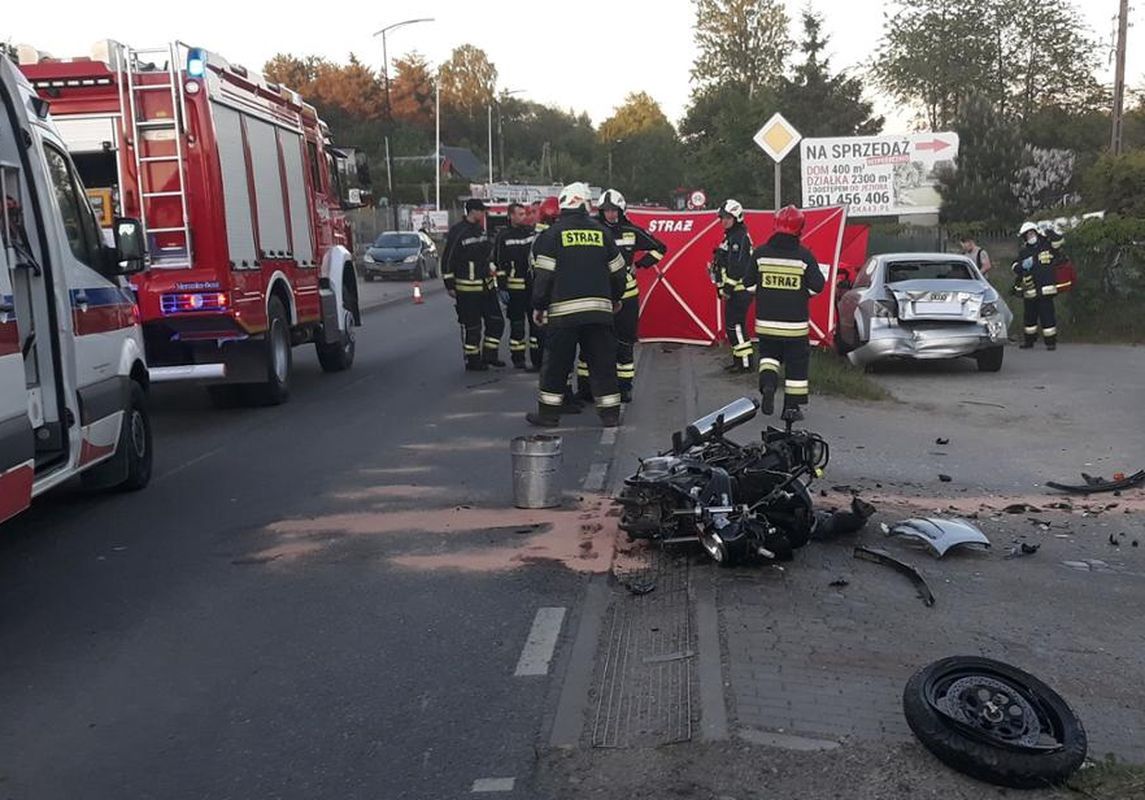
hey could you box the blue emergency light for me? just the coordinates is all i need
[187,48,206,79]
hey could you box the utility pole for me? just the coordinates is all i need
[1112,0,1130,155]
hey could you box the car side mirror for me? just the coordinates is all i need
[113,217,147,274]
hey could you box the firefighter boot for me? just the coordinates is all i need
[759,371,778,416]
[1045,336,1057,351]
[620,388,633,404]
[526,406,561,428]
[560,386,584,415]
[599,408,621,428]
[512,353,527,369]
[465,356,489,372]
[780,403,805,426]
[484,353,507,368]
[1020,333,1036,349]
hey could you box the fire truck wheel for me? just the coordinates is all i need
[246,296,292,405]
[117,381,153,491]
[316,304,356,373]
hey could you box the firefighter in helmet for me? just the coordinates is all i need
[753,205,824,421]
[714,199,756,373]
[527,182,626,428]
[492,202,538,369]
[1013,221,1059,350]
[442,198,501,370]
[527,196,561,373]
[577,189,667,403]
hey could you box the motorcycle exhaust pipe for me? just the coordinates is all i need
[679,397,760,450]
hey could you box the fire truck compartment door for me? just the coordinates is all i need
[52,116,119,153]
[0,220,35,524]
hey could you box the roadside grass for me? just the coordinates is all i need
[809,348,893,402]
[1067,756,1145,799]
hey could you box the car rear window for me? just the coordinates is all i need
[886,260,974,282]
[375,233,419,248]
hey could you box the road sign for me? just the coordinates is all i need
[800,132,960,217]
[753,113,802,163]
[688,189,707,210]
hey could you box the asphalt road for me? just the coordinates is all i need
[0,292,607,800]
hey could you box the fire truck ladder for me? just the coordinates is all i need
[123,43,192,268]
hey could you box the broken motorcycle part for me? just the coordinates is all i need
[902,656,1088,789]
[812,497,877,539]
[1046,470,1144,495]
[1005,543,1040,559]
[853,546,936,606]
[889,518,991,558]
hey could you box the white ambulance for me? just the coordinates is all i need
[1,57,152,525]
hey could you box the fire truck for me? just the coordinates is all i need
[2,56,153,525]
[18,41,364,405]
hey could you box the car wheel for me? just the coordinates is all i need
[244,296,292,406]
[316,305,356,373]
[414,261,427,282]
[976,346,1004,373]
[116,381,152,491]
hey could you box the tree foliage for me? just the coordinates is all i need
[599,93,682,201]
[439,44,497,122]
[690,0,791,99]
[936,93,1024,225]
[388,51,435,129]
[1082,150,1145,218]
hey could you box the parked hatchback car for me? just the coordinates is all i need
[362,232,439,281]
[835,253,1012,372]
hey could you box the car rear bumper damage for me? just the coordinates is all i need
[848,319,1008,366]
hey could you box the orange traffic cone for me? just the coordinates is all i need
[413,282,424,304]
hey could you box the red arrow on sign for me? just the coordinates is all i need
[915,138,952,153]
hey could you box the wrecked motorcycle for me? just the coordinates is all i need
[616,398,867,565]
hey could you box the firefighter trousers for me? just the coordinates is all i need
[454,292,486,364]
[614,296,639,393]
[506,289,539,367]
[727,291,755,369]
[1022,295,1057,346]
[758,335,810,409]
[538,324,620,420]
[481,289,505,361]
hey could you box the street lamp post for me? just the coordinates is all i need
[373,17,434,229]
[492,89,525,183]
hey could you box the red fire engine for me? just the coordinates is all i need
[18,41,364,405]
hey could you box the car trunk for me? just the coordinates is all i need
[886,280,985,322]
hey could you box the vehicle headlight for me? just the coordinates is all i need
[403,254,419,264]
[363,253,375,263]
[980,301,998,318]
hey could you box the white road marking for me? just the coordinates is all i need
[514,607,567,677]
[472,777,516,793]
[583,462,608,492]
[599,428,618,446]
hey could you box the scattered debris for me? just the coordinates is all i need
[936,437,950,445]
[1047,469,1145,495]
[939,474,953,483]
[1063,560,1090,571]
[622,578,656,595]
[888,518,991,558]
[1134,540,1140,548]
[1005,543,1041,559]
[828,577,850,588]
[1004,503,1042,514]
[854,546,935,606]
[1109,534,1121,547]
[880,522,891,535]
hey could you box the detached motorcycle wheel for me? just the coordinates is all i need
[903,656,1087,789]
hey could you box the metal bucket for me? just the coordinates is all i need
[511,434,563,509]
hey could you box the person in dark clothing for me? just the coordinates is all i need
[582,188,668,403]
[527,196,561,374]
[1013,221,1059,350]
[442,198,503,370]
[492,203,537,369]
[752,205,825,421]
[527,182,626,428]
[714,199,756,373]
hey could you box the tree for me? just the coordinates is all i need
[598,93,682,202]
[936,93,1024,225]
[263,53,326,96]
[1012,146,1077,215]
[389,51,435,129]
[439,44,497,121]
[690,0,791,99]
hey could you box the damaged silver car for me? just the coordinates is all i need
[835,253,1013,371]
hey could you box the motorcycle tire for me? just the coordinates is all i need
[903,656,1087,789]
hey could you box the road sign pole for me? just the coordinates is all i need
[774,161,781,210]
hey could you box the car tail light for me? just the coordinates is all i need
[161,292,228,314]
[873,298,898,318]
[980,301,998,318]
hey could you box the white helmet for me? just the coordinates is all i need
[558,181,592,211]
[598,188,627,213]
[1053,217,1068,233]
[1019,221,1038,237]
[718,198,745,223]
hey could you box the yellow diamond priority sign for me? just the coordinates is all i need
[754,113,802,163]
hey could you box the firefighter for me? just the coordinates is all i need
[1013,221,1059,350]
[714,199,756,373]
[753,205,825,421]
[527,182,626,428]
[529,196,561,372]
[442,198,501,371]
[492,202,537,369]
[584,188,668,403]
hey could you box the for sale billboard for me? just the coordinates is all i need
[800,133,959,217]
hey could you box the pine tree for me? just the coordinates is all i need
[937,93,1024,225]
[690,0,791,99]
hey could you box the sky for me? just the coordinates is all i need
[6,0,1141,134]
